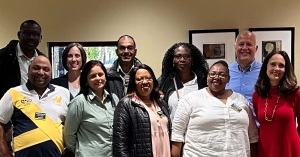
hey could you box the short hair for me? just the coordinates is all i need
[234,31,257,47]
[117,35,136,48]
[161,42,209,78]
[126,64,163,102]
[210,60,229,75]
[79,60,114,104]
[255,51,298,97]
[61,43,87,71]
[20,19,41,31]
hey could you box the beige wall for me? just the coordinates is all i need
[0,0,299,77]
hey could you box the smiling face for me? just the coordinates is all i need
[116,36,137,65]
[235,31,258,66]
[266,54,285,86]
[173,46,192,74]
[207,63,230,93]
[135,69,153,100]
[87,65,106,93]
[66,46,83,71]
[28,56,51,89]
[18,22,42,52]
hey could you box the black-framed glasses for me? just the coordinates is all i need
[136,76,153,83]
[118,45,135,51]
[174,54,191,60]
[208,72,228,79]
[20,30,41,39]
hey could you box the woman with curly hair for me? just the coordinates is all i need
[158,42,209,121]
[113,64,171,157]
[252,51,300,157]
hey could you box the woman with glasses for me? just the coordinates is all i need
[51,43,87,99]
[158,42,209,121]
[253,51,300,157]
[171,60,258,157]
[64,60,119,157]
[113,64,171,157]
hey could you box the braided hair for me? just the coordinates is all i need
[161,42,209,78]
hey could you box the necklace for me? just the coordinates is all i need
[264,94,280,121]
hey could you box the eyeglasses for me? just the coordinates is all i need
[208,72,228,79]
[174,54,191,60]
[20,30,41,39]
[136,76,153,83]
[118,45,135,51]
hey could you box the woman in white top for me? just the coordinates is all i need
[171,60,258,157]
[158,42,209,121]
[51,43,87,98]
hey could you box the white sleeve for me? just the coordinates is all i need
[245,99,259,143]
[0,91,14,124]
[171,95,193,142]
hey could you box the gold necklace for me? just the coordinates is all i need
[264,94,280,121]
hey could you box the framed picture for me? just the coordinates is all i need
[189,29,239,67]
[248,27,294,67]
[203,43,225,59]
[48,41,117,79]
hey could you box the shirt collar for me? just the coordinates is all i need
[26,80,55,91]
[188,71,198,84]
[117,63,134,76]
[87,88,110,101]
[17,42,38,58]
[237,60,258,72]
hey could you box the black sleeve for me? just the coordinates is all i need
[113,99,131,157]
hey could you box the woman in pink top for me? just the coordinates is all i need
[113,64,171,157]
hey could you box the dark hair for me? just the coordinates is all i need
[62,43,87,71]
[126,64,163,102]
[79,60,108,96]
[210,60,229,75]
[20,20,41,31]
[161,42,209,78]
[255,51,298,97]
[117,35,136,48]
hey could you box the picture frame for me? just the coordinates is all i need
[189,29,239,67]
[248,27,295,67]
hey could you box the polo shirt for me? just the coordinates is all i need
[0,81,70,157]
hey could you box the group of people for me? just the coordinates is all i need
[0,19,299,157]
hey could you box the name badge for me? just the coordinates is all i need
[231,104,242,113]
[35,112,46,120]
[157,111,165,118]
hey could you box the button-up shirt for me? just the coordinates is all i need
[226,60,262,127]
[171,88,258,157]
[117,64,134,94]
[64,89,119,157]
[16,43,38,84]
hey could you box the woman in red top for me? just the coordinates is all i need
[252,51,300,157]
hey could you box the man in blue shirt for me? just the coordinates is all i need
[226,31,262,127]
